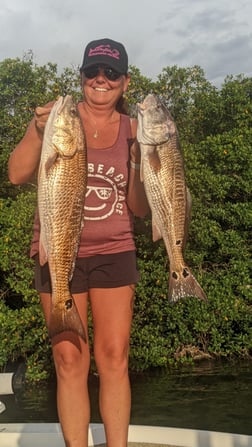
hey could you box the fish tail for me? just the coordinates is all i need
[48,296,87,342]
[168,266,207,304]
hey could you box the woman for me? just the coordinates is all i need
[8,38,149,447]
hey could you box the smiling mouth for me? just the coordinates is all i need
[94,87,109,92]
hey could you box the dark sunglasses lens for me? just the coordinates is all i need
[104,68,121,81]
[83,66,121,81]
[83,66,99,79]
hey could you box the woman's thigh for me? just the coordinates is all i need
[89,285,135,362]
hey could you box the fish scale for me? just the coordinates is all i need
[137,94,207,303]
[143,144,186,270]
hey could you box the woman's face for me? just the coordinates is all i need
[81,65,130,109]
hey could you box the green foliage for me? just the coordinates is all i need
[126,65,155,116]
[155,65,216,134]
[0,192,53,380]
[220,74,252,132]
[0,52,81,198]
[0,56,251,380]
[0,193,35,291]
[131,220,252,371]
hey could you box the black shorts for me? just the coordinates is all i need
[33,251,140,294]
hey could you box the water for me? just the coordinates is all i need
[0,360,252,435]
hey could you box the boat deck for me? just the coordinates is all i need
[1,423,252,447]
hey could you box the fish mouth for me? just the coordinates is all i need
[137,102,145,110]
[144,94,160,106]
[54,95,72,115]
[137,96,160,114]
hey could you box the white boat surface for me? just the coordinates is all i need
[0,423,252,447]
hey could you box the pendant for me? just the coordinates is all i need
[93,129,98,138]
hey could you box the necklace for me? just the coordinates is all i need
[91,115,116,139]
[81,104,116,139]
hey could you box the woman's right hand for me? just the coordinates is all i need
[8,101,55,185]
[34,101,55,137]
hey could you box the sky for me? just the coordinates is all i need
[1,0,252,87]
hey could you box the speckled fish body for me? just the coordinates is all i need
[137,94,207,303]
[38,95,87,339]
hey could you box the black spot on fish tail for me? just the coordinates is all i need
[168,267,207,304]
[182,268,190,278]
[65,299,73,310]
[48,297,87,342]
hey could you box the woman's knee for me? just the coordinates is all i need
[52,336,90,379]
[94,340,129,375]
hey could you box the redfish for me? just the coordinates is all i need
[38,95,87,339]
[137,94,207,304]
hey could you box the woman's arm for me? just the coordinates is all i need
[8,102,54,185]
[127,118,150,218]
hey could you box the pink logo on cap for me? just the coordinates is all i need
[88,44,120,60]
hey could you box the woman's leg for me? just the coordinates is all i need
[89,285,135,447]
[40,292,90,447]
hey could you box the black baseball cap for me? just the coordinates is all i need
[80,38,128,74]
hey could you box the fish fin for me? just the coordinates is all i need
[140,158,144,182]
[152,219,162,242]
[148,148,161,172]
[48,296,87,342]
[182,187,192,252]
[168,266,207,304]
[167,117,177,137]
[45,151,58,173]
[39,237,48,266]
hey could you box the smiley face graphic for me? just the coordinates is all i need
[84,173,124,220]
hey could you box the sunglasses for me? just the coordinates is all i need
[83,65,123,81]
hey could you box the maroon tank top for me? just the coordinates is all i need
[30,114,136,258]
